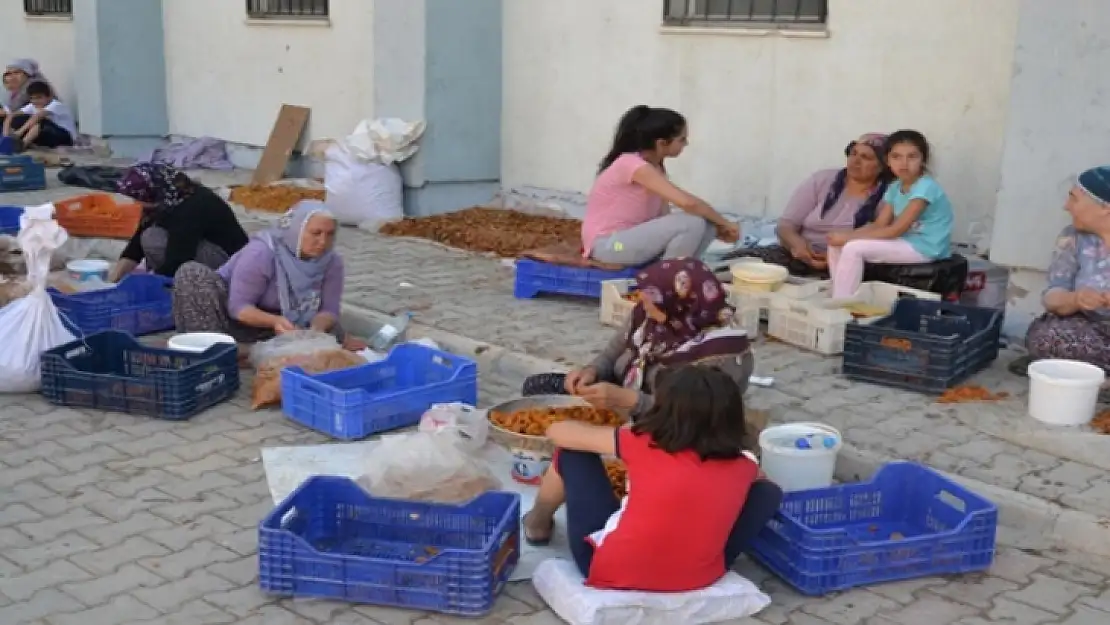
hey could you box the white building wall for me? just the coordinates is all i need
[0,11,77,109]
[501,0,1019,241]
[162,0,375,149]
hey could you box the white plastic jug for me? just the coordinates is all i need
[758,423,842,492]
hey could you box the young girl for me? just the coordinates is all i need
[825,130,954,298]
[523,366,783,592]
[581,105,740,266]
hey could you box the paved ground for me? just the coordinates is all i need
[2,170,1110,623]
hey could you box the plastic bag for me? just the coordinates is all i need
[343,118,427,165]
[0,203,76,393]
[249,330,365,409]
[324,143,404,229]
[418,402,489,452]
[358,428,501,503]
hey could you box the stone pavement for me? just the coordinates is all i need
[2,170,1110,623]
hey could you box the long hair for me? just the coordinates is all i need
[631,365,748,461]
[598,105,687,174]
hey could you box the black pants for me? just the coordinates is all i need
[556,449,784,578]
[9,114,73,148]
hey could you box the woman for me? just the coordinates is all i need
[727,133,890,276]
[3,59,53,116]
[173,199,363,349]
[1024,165,1110,372]
[111,163,249,280]
[581,105,740,266]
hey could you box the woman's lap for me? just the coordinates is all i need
[1026,313,1110,371]
[728,245,828,278]
[590,213,714,266]
[172,262,273,343]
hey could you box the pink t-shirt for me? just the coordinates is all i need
[581,154,666,256]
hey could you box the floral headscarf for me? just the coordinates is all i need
[117,163,196,214]
[820,132,891,228]
[621,258,751,389]
[257,200,339,328]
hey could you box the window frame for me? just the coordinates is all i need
[23,0,72,17]
[662,0,828,30]
[245,0,330,20]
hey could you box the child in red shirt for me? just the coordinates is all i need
[525,365,783,592]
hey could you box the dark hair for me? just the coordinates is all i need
[822,141,896,227]
[25,81,51,99]
[599,105,687,174]
[631,365,747,461]
[885,129,931,168]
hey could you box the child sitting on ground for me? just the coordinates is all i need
[523,365,783,592]
[2,80,75,150]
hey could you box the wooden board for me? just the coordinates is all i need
[251,104,310,186]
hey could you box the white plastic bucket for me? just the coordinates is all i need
[1028,359,1105,426]
[759,422,842,492]
[167,332,236,354]
[66,259,110,283]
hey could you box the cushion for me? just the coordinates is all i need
[532,558,771,625]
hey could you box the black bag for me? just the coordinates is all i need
[863,253,968,301]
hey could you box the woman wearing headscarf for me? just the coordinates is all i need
[1023,166,1110,373]
[172,199,363,349]
[726,133,891,276]
[111,163,248,280]
[522,258,754,415]
[2,58,52,115]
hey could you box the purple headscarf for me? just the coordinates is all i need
[257,200,339,327]
[820,132,891,228]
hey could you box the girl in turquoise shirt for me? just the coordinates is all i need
[825,129,954,298]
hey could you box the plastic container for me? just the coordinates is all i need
[514,258,639,300]
[751,462,997,596]
[66,259,111,283]
[258,476,520,617]
[0,136,14,156]
[599,279,637,327]
[50,274,175,337]
[731,262,789,292]
[0,155,45,193]
[168,332,236,354]
[842,299,1003,394]
[281,343,478,440]
[0,205,21,235]
[768,281,940,355]
[960,256,1011,310]
[1027,359,1105,426]
[53,193,143,239]
[759,423,842,492]
[40,330,240,420]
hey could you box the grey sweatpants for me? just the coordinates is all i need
[590,212,716,266]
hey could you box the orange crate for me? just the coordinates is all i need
[53,193,142,239]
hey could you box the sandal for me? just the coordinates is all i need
[523,511,555,547]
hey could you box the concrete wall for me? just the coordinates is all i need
[0,8,77,109]
[501,0,1020,240]
[162,0,375,150]
[990,0,1110,337]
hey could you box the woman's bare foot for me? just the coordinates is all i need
[523,509,555,546]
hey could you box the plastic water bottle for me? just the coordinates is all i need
[370,311,414,352]
[794,435,838,450]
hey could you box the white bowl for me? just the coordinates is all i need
[167,332,236,354]
[66,259,111,283]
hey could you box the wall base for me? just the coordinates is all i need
[106,136,168,160]
[403,180,500,217]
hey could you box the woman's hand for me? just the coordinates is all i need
[271,316,296,334]
[1075,288,1106,311]
[564,366,598,395]
[826,231,851,247]
[577,382,639,412]
[108,259,138,283]
[716,222,741,243]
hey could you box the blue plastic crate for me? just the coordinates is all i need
[0,137,14,156]
[52,275,174,337]
[514,258,640,299]
[281,343,478,440]
[0,155,46,192]
[842,299,1002,393]
[259,476,520,617]
[40,330,240,420]
[0,205,21,235]
[751,462,997,596]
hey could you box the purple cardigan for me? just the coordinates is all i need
[217,239,344,320]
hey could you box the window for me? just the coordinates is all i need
[24,0,72,17]
[246,0,329,19]
[663,0,827,28]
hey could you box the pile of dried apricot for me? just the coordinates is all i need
[936,385,1009,404]
[489,405,624,437]
[229,185,325,213]
[380,207,581,257]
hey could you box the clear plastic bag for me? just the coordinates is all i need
[249,330,365,409]
[358,429,501,504]
[418,402,489,452]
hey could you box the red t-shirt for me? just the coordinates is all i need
[586,428,759,592]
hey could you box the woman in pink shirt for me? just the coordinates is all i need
[582,106,740,265]
[725,133,890,276]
